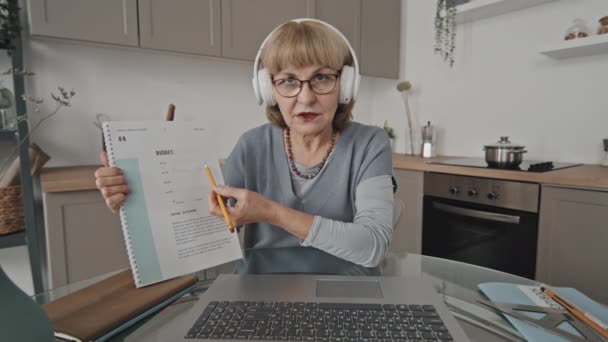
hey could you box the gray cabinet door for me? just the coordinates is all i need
[314,0,361,60]
[360,0,401,78]
[537,185,608,304]
[43,191,128,288]
[221,0,315,61]
[139,0,221,56]
[391,169,423,254]
[28,0,139,46]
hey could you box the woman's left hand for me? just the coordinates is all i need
[208,185,275,227]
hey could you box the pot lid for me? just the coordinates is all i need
[485,136,525,149]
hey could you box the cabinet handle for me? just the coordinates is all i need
[123,0,129,35]
[209,0,214,46]
[43,0,49,23]
[433,202,521,224]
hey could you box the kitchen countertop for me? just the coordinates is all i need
[393,154,608,190]
[41,155,608,193]
[41,165,100,193]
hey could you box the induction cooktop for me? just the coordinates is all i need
[428,158,581,173]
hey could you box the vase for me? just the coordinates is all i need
[0,266,54,341]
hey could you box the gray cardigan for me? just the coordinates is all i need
[223,122,394,266]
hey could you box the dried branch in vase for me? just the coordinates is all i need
[0,68,76,176]
[396,81,414,155]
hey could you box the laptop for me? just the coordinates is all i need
[170,274,471,342]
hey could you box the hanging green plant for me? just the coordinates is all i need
[434,0,458,67]
[0,0,20,52]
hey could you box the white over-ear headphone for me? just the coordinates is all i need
[252,18,361,107]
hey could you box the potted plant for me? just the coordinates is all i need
[383,120,396,152]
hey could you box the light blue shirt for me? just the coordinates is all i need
[223,122,394,267]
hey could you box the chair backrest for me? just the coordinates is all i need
[393,196,404,229]
[0,267,54,341]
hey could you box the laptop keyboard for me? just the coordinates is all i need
[185,301,454,341]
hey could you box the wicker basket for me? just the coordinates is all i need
[0,186,25,235]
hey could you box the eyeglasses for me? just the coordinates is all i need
[272,73,339,98]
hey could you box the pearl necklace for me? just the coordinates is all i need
[285,128,336,180]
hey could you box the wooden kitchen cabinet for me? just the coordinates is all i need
[28,0,401,78]
[220,0,315,61]
[139,0,221,56]
[43,190,128,288]
[220,0,401,77]
[391,169,423,254]
[360,0,401,78]
[27,0,139,47]
[314,0,361,61]
[537,185,608,304]
[313,0,401,79]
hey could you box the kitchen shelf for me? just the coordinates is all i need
[0,129,17,139]
[454,0,556,24]
[540,34,608,59]
[0,231,26,249]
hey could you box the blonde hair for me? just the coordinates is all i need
[260,21,355,131]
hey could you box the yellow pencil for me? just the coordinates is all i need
[204,165,234,233]
[541,286,608,339]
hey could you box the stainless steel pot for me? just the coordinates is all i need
[484,137,527,168]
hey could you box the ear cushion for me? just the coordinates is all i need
[252,74,263,105]
[339,65,355,104]
[257,68,276,106]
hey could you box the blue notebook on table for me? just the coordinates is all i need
[479,282,608,342]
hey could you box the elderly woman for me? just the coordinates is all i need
[95,19,393,267]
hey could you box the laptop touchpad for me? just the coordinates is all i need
[316,280,383,298]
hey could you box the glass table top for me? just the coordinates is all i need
[32,247,541,342]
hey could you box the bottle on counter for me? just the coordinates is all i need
[421,121,435,158]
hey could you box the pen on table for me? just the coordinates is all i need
[204,165,235,233]
[541,285,608,338]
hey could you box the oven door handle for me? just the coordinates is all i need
[433,202,521,224]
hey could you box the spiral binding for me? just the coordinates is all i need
[102,123,141,286]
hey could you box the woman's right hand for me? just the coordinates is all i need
[95,151,130,213]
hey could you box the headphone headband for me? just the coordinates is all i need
[252,18,360,106]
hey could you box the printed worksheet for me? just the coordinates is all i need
[102,121,242,287]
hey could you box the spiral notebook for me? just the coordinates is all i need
[102,120,242,287]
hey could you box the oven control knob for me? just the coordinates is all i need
[449,187,460,195]
[468,189,479,197]
[487,192,498,200]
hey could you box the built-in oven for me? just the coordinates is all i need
[422,173,539,279]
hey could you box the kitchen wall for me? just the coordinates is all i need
[372,0,608,163]
[20,0,608,166]
[20,39,372,166]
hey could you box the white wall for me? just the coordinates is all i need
[373,0,608,164]
[22,0,608,166]
[21,39,374,166]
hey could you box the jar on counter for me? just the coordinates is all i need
[602,139,608,167]
[564,18,590,40]
[598,16,608,35]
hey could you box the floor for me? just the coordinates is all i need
[0,245,34,296]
